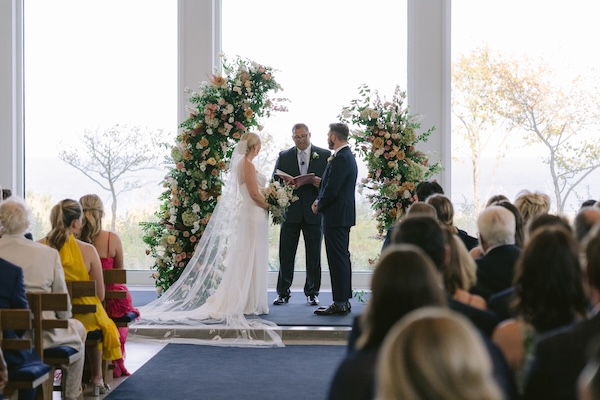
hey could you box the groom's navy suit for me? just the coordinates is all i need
[273,145,331,297]
[317,145,357,303]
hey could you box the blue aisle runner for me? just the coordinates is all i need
[105,343,346,400]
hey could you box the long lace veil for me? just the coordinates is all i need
[130,140,282,347]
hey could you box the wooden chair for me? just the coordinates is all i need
[65,280,114,386]
[27,292,84,399]
[0,308,50,400]
[103,269,139,327]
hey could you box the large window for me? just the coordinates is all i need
[24,1,177,269]
[222,0,408,271]
[451,0,600,232]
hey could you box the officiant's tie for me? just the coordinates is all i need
[300,150,307,175]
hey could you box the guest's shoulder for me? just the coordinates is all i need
[538,314,600,350]
[0,257,23,274]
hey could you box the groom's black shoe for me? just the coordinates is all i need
[314,303,349,316]
[307,295,319,306]
[273,295,290,305]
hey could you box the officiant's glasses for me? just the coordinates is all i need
[292,134,309,140]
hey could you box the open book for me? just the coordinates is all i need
[275,169,315,188]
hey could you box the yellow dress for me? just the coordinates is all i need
[49,234,122,361]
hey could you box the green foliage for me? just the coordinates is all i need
[340,84,442,236]
[141,56,287,294]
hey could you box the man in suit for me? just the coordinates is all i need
[272,123,331,306]
[312,122,357,315]
[524,224,600,400]
[470,205,520,300]
[0,258,43,400]
[0,197,86,400]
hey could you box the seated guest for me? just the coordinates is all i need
[496,201,525,249]
[489,213,573,322]
[40,199,123,395]
[524,224,600,400]
[526,213,572,242]
[388,215,518,399]
[328,245,447,400]
[441,227,486,310]
[580,341,600,400]
[381,202,437,251]
[514,190,551,230]
[471,206,520,300]
[0,197,86,400]
[492,226,587,394]
[581,199,597,209]
[426,194,478,250]
[376,307,502,400]
[79,194,139,378]
[578,338,600,400]
[391,215,501,336]
[0,258,47,400]
[0,189,32,240]
[486,194,510,207]
[381,180,444,250]
[471,200,524,259]
[574,206,600,243]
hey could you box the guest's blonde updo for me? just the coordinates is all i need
[240,132,261,155]
[514,190,551,228]
[79,194,105,244]
[47,199,82,250]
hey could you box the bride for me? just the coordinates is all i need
[131,132,282,346]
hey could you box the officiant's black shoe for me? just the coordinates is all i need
[307,295,319,306]
[314,303,349,316]
[273,295,290,305]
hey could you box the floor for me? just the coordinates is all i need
[65,334,346,399]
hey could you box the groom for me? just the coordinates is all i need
[312,122,357,315]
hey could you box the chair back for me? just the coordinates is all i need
[65,281,97,314]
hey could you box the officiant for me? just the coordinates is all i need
[272,123,331,306]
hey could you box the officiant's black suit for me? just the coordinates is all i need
[272,144,331,298]
[317,145,357,303]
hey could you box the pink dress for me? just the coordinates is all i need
[100,233,139,319]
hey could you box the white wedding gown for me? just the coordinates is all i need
[202,171,269,318]
[131,140,281,347]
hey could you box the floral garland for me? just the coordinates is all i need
[141,56,287,294]
[340,84,442,237]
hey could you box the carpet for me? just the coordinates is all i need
[105,343,346,400]
[130,290,368,327]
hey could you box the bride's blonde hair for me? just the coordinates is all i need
[240,132,261,154]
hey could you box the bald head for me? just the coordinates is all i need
[477,206,516,251]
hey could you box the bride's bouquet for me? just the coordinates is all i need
[265,180,298,225]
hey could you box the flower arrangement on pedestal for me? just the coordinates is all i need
[340,84,442,237]
[141,56,287,294]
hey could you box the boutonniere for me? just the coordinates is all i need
[312,152,319,160]
[327,155,334,163]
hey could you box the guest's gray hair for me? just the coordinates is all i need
[477,206,516,248]
[0,196,32,235]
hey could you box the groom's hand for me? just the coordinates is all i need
[311,200,318,214]
[311,176,322,188]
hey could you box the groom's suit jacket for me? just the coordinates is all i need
[273,145,330,225]
[317,146,357,228]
